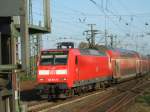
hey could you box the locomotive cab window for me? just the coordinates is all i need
[54,55,68,65]
[40,55,53,65]
[40,51,68,65]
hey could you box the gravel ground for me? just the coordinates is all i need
[20,80,37,91]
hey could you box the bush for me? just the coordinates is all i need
[20,74,36,81]
[136,89,150,105]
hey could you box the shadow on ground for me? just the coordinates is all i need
[20,89,45,101]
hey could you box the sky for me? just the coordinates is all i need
[32,0,150,54]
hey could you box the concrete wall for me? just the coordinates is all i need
[0,0,23,16]
[0,32,1,64]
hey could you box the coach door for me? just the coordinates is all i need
[112,59,120,79]
[136,60,140,75]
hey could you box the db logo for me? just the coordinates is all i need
[48,78,58,81]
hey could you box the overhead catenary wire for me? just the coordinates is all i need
[90,0,149,44]
[100,0,144,32]
[116,0,147,27]
[50,0,150,52]
[89,0,130,46]
[110,0,149,47]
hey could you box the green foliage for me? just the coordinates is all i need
[135,89,150,105]
[20,74,36,81]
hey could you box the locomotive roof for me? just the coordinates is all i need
[41,47,140,58]
[41,48,69,52]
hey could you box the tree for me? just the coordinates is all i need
[78,42,89,48]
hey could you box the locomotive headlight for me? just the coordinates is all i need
[39,70,49,75]
[56,70,67,75]
[40,78,45,81]
[60,78,67,81]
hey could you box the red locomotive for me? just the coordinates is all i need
[37,46,149,99]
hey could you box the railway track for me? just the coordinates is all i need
[26,75,150,112]
[106,81,150,112]
[85,78,150,112]
[27,88,115,112]
[28,102,54,112]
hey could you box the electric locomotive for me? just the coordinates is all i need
[37,48,112,99]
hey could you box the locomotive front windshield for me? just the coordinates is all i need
[40,51,68,65]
